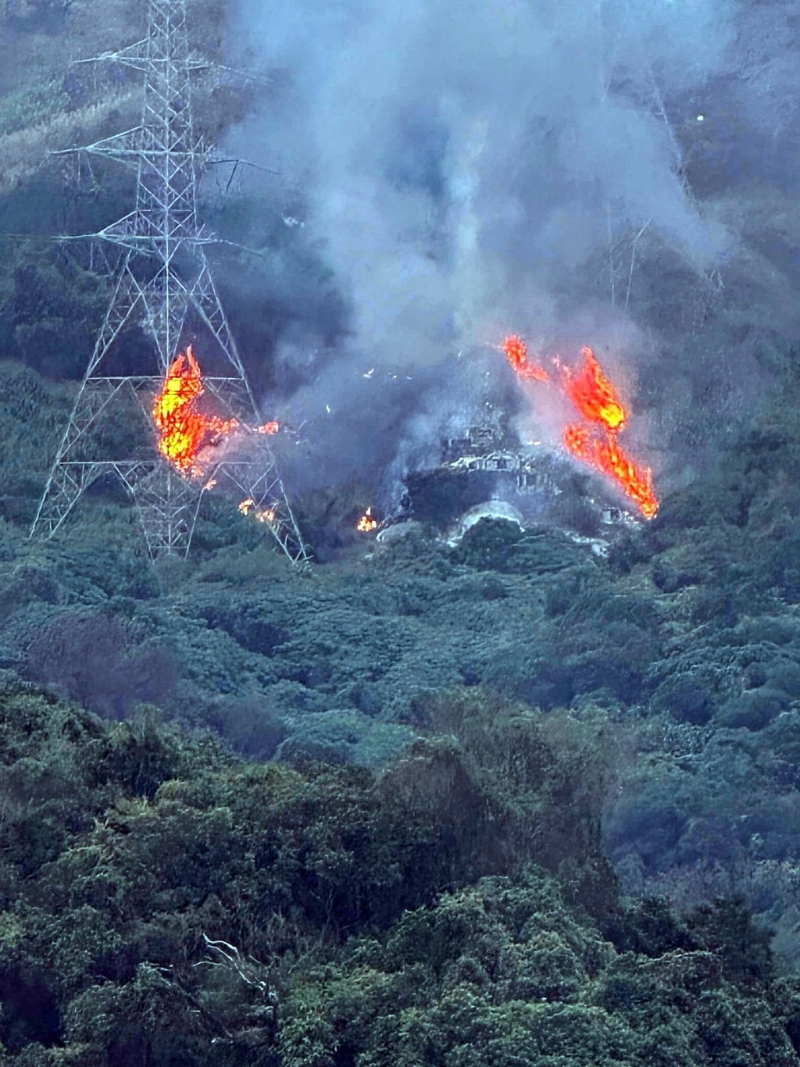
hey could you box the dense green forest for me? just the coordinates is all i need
[0,350,797,1062]
[3,0,800,1063]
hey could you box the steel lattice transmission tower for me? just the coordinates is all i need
[31,0,309,562]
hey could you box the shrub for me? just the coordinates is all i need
[26,613,178,719]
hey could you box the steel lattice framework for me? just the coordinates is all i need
[31,0,309,562]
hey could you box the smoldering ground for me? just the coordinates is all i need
[218,0,800,509]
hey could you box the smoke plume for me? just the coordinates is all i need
[221,0,800,505]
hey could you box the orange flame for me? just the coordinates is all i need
[153,345,239,474]
[239,497,277,524]
[502,335,549,381]
[562,424,658,519]
[560,346,626,432]
[500,334,658,519]
[357,506,378,533]
[153,349,285,527]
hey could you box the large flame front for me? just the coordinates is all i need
[562,424,658,520]
[153,346,281,478]
[152,346,239,473]
[561,346,626,432]
[501,335,658,519]
[153,347,285,526]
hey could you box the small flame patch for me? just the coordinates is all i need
[239,498,277,524]
[502,335,549,381]
[357,506,378,532]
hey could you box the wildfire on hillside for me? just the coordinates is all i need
[357,506,378,532]
[501,335,658,519]
[153,347,285,527]
[502,335,549,381]
[239,498,277,524]
[153,346,280,476]
[152,346,238,474]
[561,346,626,432]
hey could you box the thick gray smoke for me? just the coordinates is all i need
[222,0,800,504]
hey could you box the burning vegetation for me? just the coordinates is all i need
[501,335,658,519]
[152,346,239,474]
[238,498,277,525]
[151,347,286,535]
[502,335,549,382]
[152,346,279,477]
[357,506,378,533]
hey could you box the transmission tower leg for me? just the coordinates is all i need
[218,460,310,566]
[31,262,142,538]
[117,463,202,558]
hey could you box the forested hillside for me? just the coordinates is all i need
[2,0,800,1063]
[0,356,796,1061]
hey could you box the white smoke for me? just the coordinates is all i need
[220,0,799,500]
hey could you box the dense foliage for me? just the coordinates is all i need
[0,356,796,1060]
[0,681,798,1065]
[3,0,800,1060]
